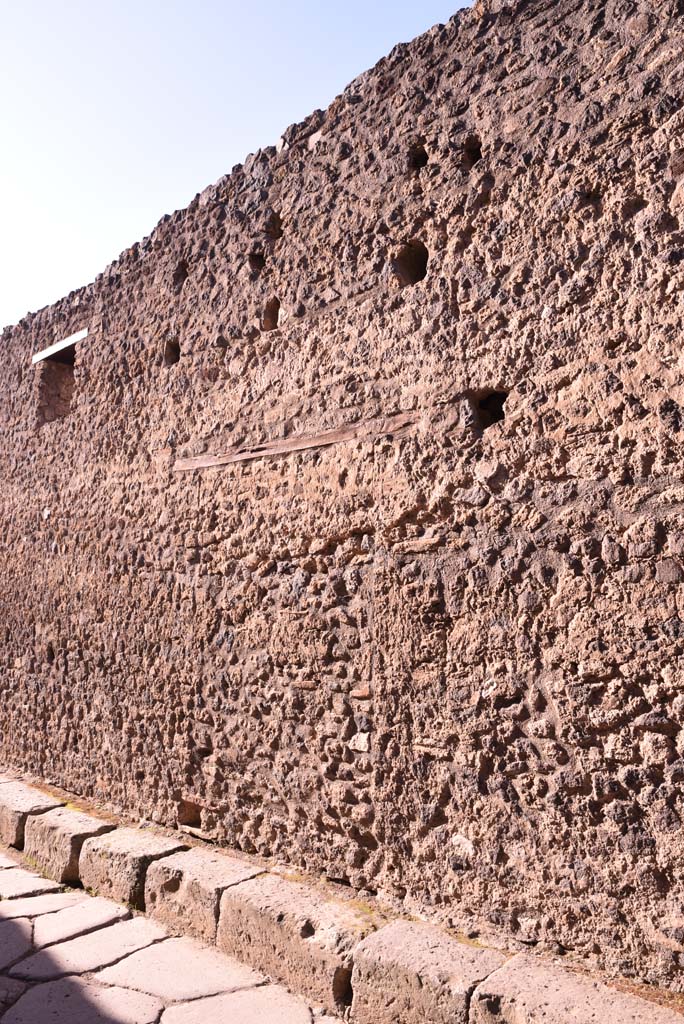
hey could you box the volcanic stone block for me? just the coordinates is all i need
[144,847,263,943]
[0,867,62,900]
[3,978,162,1024]
[79,827,186,909]
[216,872,374,1013]
[97,935,263,1000]
[10,917,167,980]
[23,806,115,883]
[469,955,684,1023]
[350,919,506,1024]
[0,782,63,848]
[161,986,313,1024]
[0,920,33,971]
[33,895,130,948]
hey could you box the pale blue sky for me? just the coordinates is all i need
[0,1,468,329]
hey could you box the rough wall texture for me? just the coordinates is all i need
[2,0,684,992]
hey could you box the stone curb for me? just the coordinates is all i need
[0,775,679,1022]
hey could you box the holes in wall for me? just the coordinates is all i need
[36,343,76,425]
[463,134,483,171]
[248,252,266,275]
[163,338,181,367]
[265,209,283,241]
[472,390,509,430]
[392,240,429,287]
[408,142,429,172]
[262,297,281,331]
[177,799,202,829]
[299,920,316,939]
[332,967,354,1009]
[172,260,189,294]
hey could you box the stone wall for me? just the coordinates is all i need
[2,0,684,991]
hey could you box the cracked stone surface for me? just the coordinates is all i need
[0,847,319,1023]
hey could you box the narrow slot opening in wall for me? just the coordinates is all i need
[262,297,281,331]
[392,240,429,287]
[177,799,202,829]
[164,338,181,366]
[463,134,483,171]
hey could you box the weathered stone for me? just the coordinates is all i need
[0,919,32,971]
[0,783,63,848]
[144,847,262,943]
[0,891,86,920]
[10,916,167,980]
[98,935,263,1000]
[80,827,186,909]
[469,955,684,1023]
[0,851,18,868]
[33,895,130,948]
[3,978,162,1024]
[4,0,684,995]
[23,806,115,883]
[350,920,506,1024]
[216,872,373,1013]
[0,978,26,1015]
[161,985,313,1024]
[0,867,62,900]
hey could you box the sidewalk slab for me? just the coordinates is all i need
[0,867,62,900]
[0,892,86,920]
[144,847,263,943]
[97,934,263,1000]
[161,984,313,1024]
[0,782,63,848]
[216,872,373,1013]
[469,954,684,1023]
[10,916,167,980]
[23,806,115,883]
[351,919,506,1024]
[3,977,163,1024]
[0,978,26,1015]
[34,895,130,948]
[0,920,32,971]
[80,827,186,909]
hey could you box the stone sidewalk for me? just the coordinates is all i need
[0,850,327,1024]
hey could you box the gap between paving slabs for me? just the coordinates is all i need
[0,773,682,1023]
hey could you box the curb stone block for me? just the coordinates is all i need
[469,954,684,1023]
[144,847,263,943]
[350,919,506,1024]
[0,783,63,848]
[23,807,115,883]
[80,827,186,909]
[216,872,374,1013]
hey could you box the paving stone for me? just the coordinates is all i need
[98,934,263,999]
[10,916,167,980]
[3,978,163,1024]
[350,919,506,1024]
[23,805,115,883]
[144,847,262,943]
[0,781,63,848]
[0,890,86,920]
[0,978,26,1015]
[0,866,62,899]
[161,984,313,1024]
[34,894,130,948]
[0,851,19,868]
[80,826,186,909]
[469,954,684,1023]
[0,919,33,970]
[217,872,373,1013]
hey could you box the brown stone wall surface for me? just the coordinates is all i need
[2,0,684,991]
